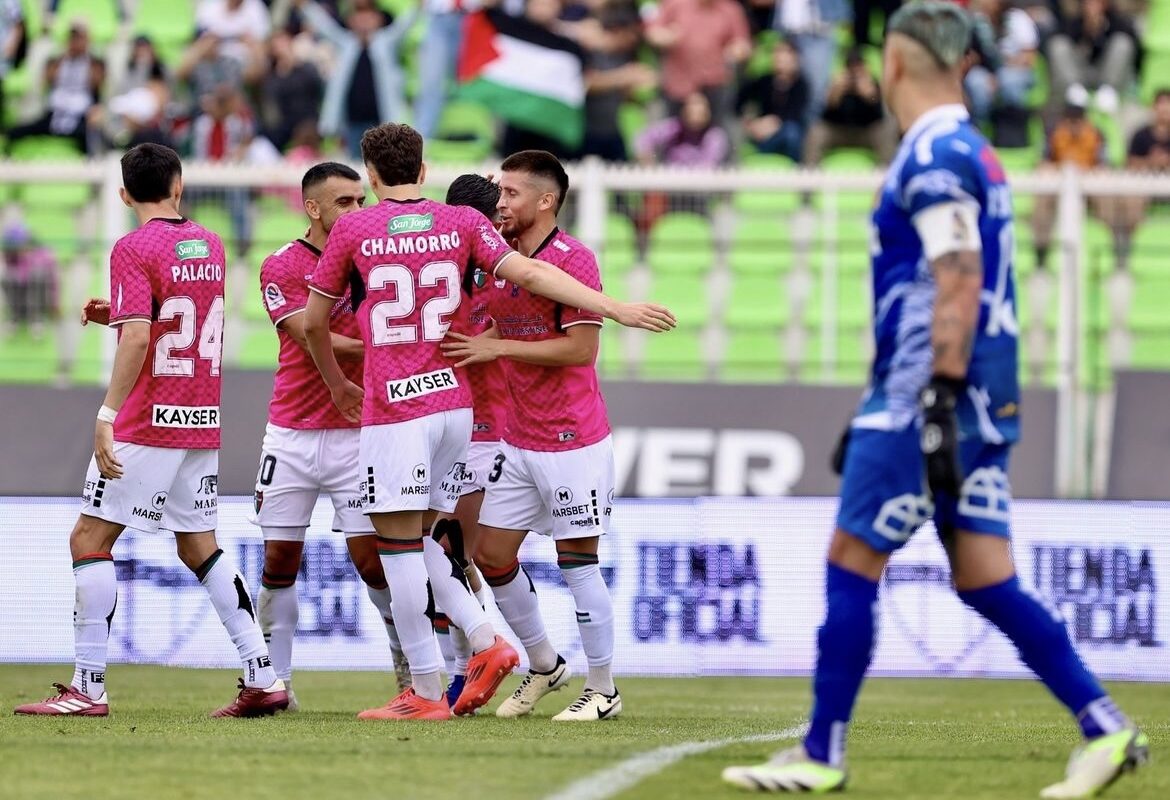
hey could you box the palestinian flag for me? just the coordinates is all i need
[457,10,586,150]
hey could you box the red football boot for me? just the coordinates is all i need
[210,679,289,718]
[453,636,520,716]
[14,683,109,717]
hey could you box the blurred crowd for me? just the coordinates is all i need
[1,0,1169,332]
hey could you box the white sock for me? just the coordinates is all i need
[489,563,558,672]
[378,538,444,700]
[71,553,116,700]
[451,624,471,676]
[257,584,297,683]
[435,614,456,673]
[196,549,277,688]
[560,562,615,694]
[422,536,494,653]
[365,584,404,660]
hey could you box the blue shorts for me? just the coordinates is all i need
[836,426,1012,553]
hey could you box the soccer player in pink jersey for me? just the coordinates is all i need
[433,173,509,707]
[302,124,673,720]
[250,162,410,711]
[14,144,288,718]
[443,151,621,722]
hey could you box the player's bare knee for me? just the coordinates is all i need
[349,548,386,587]
[263,540,304,578]
[174,531,219,571]
[69,515,122,559]
[826,529,888,582]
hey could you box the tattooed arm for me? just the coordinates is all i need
[929,249,983,379]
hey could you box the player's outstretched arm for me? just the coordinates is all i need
[279,310,363,362]
[443,323,598,368]
[496,255,676,332]
[94,320,150,479]
[303,290,363,422]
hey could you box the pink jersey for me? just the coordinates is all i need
[488,228,610,452]
[261,239,363,430]
[109,217,225,449]
[309,198,514,426]
[464,270,508,443]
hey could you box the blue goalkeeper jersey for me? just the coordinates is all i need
[855,103,1020,445]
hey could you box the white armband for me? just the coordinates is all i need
[912,201,982,261]
[97,405,118,424]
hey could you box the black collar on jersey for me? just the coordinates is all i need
[149,217,187,225]
[296,238,322,257]
[381,197,425,204]
[530,226,561,259]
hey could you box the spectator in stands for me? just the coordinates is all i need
[736,39,810,162]
[0,0,24,136]
[772,0,851,122]
[964,0,1038,136]
[802,47,895,166]
[1128,89,1170,173]
[414,0,475,140]
[1032,85,1138,270]
[119,35,168,94]
[186,85,256,256]
[852,0,902,48]
[85,35,172,152]
[294,0,413,159]
[1045,0,1137,116]
[261,28,323,152]
[635,91,730,168]
[195,0,272,70]
[578,0,656,162]
[177,30,264,104]
[5,19,104,155]
[645,0,752,122]
[1,222,58,340]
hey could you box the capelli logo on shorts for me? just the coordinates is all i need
[152,405,221,428]
[385,368,457,403]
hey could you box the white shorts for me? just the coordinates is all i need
[479,435,615,540]
[250,423,374,537]
[361,409,472,515]
[458,441,501,496]
[80,443,219,533]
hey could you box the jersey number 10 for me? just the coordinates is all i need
[368,261,461,346]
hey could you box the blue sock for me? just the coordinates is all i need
[803,563,879,767]
[959,576,1127,739]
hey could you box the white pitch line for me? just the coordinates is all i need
[543,723,808,800]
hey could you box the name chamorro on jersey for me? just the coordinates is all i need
[309,198,514,427]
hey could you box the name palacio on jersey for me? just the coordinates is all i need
[360,231,463,258]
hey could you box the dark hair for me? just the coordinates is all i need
[445,173,501,219]
[360,123,423,187]
[302,161,361,199]
[1155,89,1170,104]
[499,150,569,212]
[120,142,182,203]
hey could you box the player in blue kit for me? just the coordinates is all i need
[722,3,1148,797]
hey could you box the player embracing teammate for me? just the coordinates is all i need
[443,152,623,721]
[302,124,673,720]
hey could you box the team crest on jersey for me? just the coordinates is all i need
[175,239,210,260]
[198,475,218,495]
[473,268,487,289]
[264,282,287,310]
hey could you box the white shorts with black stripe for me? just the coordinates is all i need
[478,436,614,541]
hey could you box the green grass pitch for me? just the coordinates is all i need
[0,665,1165,800]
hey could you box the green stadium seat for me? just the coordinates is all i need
[0,329,60,383]
[646,212,715,275]
[23,208,82,261]
[800,327,869,385]
[1141,51,1170,104]
[721,327,783,382]
[640,326,706,380]
[728,217,796,276]
[596,326,629,379]
[817,149,877,213]
[51,0,121,48]
[1129,331,1170,370]
[427,101,495,164]
[133,0,195,50]
[648,274,710,327]
[1083,218,1116,277]
[11,137,91,208]
[724,275,790,328]
[804,271,872,330]
[1131,217,1170,277]
[618,102,647,157]
[733,154,802,215]
[1127,275,1170,333]
[599,212,637,278]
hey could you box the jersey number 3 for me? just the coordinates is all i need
[154,296,224,377]
[368,261,461,346]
